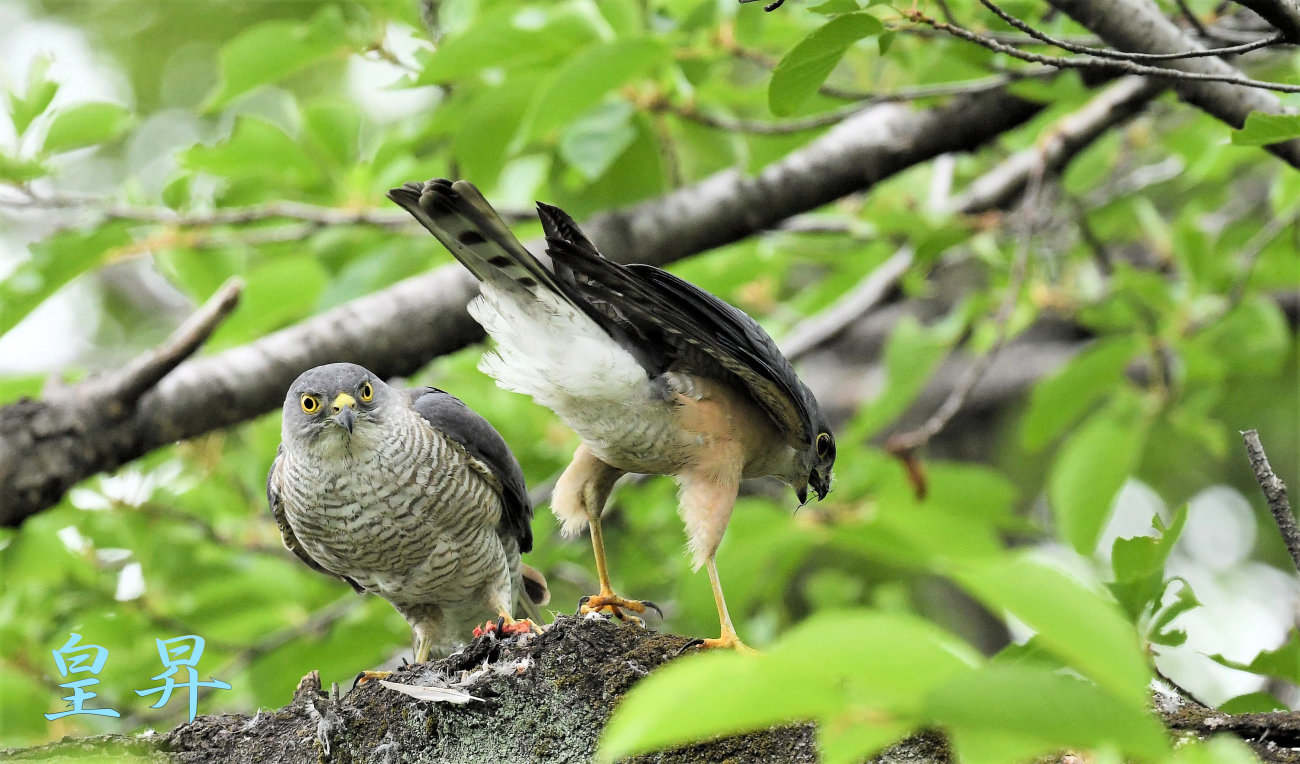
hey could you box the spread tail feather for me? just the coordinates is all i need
[518,563,550,622]
[387,179,567,298]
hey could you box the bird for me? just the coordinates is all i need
[267,362,549,664]
[387,179,835,651]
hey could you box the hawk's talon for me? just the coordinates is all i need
[353,670,392,689]
[580,591,656,626]
[473,616,542,639]
[676,638,706,656]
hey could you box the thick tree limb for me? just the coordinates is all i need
[1230,0,1300,41]
[1045,0,1300,167]
[0,87,1045,526]
[0,280,242,526]
[6,616,1300,763]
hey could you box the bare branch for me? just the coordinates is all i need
[909,11,1300,95]
[97,278,244,411]
[886,152,1047,465]
[0,190,535,233]
[782,248,915,361]
[949,76,1167,215]
[1044,0,1300,167]
[1241,429,1300,573]
[977,0,1286,59]
[1229,0,1300,41]
[658,73,1050,134]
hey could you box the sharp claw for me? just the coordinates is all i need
[353,670,391,689]
[675,638,706,656]
[639,600,664,619]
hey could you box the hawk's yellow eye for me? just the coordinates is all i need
[359,382,374,402]
[816,432,833,458]
[301,395,321,414]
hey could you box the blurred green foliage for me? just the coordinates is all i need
[1,0,1297,760]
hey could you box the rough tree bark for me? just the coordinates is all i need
[6,616,1300,763]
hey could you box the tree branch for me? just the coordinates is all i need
[949,75,1167,215]
[1229,0,1300,41]
[977,0,1286,59]
[0,86,1047,525]
[1241,429,1300,573]
[909,11,1300,97]
[1043,0,1300,167]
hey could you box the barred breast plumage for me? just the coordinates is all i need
[268,363,545,662]
[278,409,511,610]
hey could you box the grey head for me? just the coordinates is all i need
[281,363,395,452]
[791,425,835,505]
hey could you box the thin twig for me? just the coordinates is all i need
[886,153,1046,469]
[96,278,243,411]
[908,11,1300,93]
[1241,429,1300,573]
[782,248,915,360]
[978,0,1285,60]
[661,73,1048,134]
[1173,0,1217,41]
[1227,205,1300,308]
[0,190,534,228]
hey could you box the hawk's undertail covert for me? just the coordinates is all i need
[388,179,835,650]
[268,363,549,664]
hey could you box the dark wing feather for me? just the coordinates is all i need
[388,178,667,375]
[537,203,819,448]
[407,387,534,553]
[266,449,364,593]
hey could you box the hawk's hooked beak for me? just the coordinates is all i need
[331,393,357,433]
[809,470,830,502]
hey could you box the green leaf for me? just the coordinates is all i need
[846,310,966,441]
[925,665,1169,764]
[1020,335,1139,451]
[41,102,134,154]
[1108,507,1187,621]
[208,254,329,346]
[7,56,58,136]
[518,38,668,145]
[808,0,862,13]
[302,100,361,169]
[1217,691,1288,714]
[0,153,48,183]
[205,6,348,111]
[1169,737,1266,764]
[1147,581,1199,647]
[1209,628,1300,683]
[0,223,129,338]
[598,611,979,762]
[183,117,321,187]
[417,5,603,84]
[768,12,883,116]
[559,100,637,181]
[1230,112,1300,146]
[952,555,1152,709]
[1048,395,1150,553]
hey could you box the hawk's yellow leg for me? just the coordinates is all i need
[555,445,659,624]
[697,556,757,653]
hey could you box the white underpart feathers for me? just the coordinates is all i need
[470,284,649,415]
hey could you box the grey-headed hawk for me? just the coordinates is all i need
[267,362,548,662]
[388,180,835,650]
